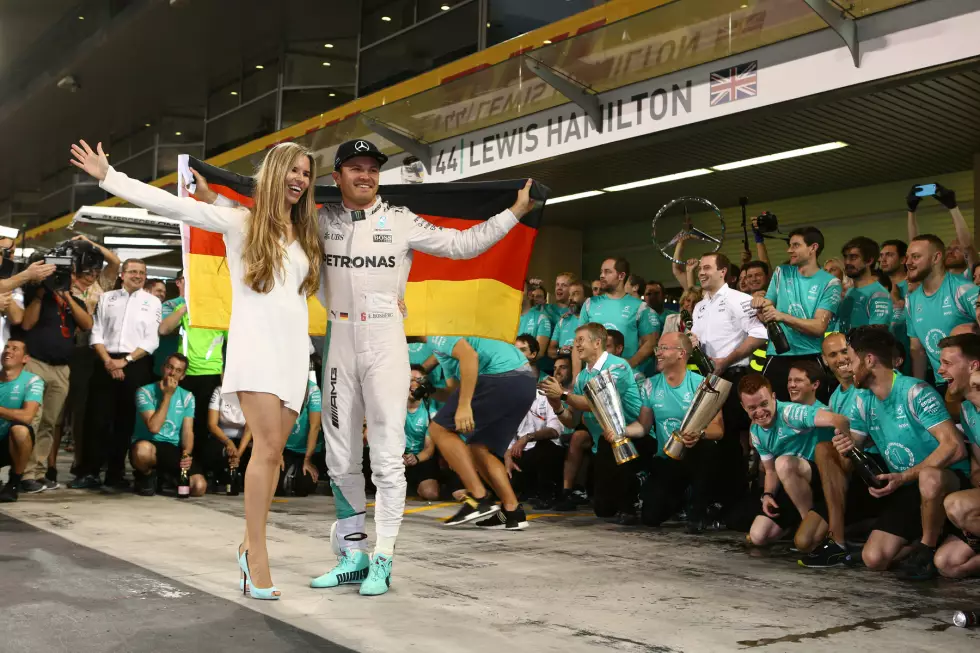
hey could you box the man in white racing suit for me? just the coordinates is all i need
[309,139,535,595]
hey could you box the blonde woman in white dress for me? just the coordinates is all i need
[70,139,322,600]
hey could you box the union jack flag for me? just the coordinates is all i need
[710,61,758,106]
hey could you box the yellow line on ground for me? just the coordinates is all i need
[404,502,456,514]
[526,512,593,520]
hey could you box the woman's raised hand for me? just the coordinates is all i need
[70,140,109,181]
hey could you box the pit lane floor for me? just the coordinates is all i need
[2,460,978,653]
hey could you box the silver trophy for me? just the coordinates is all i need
[584,370,639,465]
[664,374,732,460]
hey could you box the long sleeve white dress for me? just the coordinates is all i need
[100,167,311,412]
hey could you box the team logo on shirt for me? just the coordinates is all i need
[925,328,945,355]
[662,418,682,435]
[884,443,915,471]
[787,303,805,318]
[808,286,820,299]
[621,305,632,318]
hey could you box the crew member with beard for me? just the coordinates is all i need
[904,234,978,393]
[838,237,891,333]
[832,326,970,580]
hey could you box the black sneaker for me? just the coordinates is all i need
[135,471,156,497]
[68,474,101,490]
[798,537,852,568]
[444,494,499,526]
[0,481,18,502]
[41,478,59,491]
[476,505,529,531]
[895,542,937,581]
[20,479,45,494]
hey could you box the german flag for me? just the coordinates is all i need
[181,156,549,341]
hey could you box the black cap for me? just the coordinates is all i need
[334,139,389,171]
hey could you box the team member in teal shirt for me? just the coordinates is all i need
[626,331,723,530]
[543,272,576,325]
[130,353,205,497]
[739,372,851,547]
[0,339,45,503]
[753,227,841,402]
[642,280,676,336]
[797,332,875,568]
[833,326,970,580]
[541,322,644,523]
[904,234,979,385]
[404,365,439,501]
[839,237,892,333]
[280,378,321,496]
[427,336,536,530]
[935,364,980,579]
[518,286,553,358]
[408,339,446,412]
[574,257,660,378]
[786,360,836,443]
[547,281,586,359]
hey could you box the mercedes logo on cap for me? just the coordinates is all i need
[355,140,370,152]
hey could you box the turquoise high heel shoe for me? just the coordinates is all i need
[238,546,280,600]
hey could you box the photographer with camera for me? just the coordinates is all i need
[404,365,439,501]
[907,183,976,281]
[14,245,94,493]
[0,258,57,352]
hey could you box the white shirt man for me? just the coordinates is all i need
[691,253,768,374]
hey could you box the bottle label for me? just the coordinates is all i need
[178,486,190,496]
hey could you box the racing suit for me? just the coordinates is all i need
[318,196,519,552]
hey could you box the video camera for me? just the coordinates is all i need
[753,211,788,243]
[411,378,435,401]
[29,239,105,292]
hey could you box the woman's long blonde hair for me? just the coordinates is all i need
[242,143,322,296]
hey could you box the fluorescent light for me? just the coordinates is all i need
[175,131,182,136]
[329,92,336,97]
[144,123,151,127]
[603,169,714,192]
[440,4,450,9]
[543,40,552,44]
[381,16,391,21]
[77,15,84,20]
[711,142,848,171]
[230,91,238,95]
[322,61,331,66]
[104,236,181,247]
[255,65,264,70]
[548,190,606,205]
[324,43,334,48]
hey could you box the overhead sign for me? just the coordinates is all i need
[422,0,980,182]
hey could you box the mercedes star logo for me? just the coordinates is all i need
[354,140,370,152]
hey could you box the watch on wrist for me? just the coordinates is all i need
[560,391,569,403]
[125,354,134,363]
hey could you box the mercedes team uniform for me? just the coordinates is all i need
[317,196,519,550]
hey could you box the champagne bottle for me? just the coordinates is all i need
[847,448,886,489]
[766,321,791,354]
[177,455,190,498]
[227,465,241,496]
[681,310,715,375]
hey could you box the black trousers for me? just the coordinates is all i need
[81,354,153,481]
[511,439,565,501]
[593,436,652,518]
[180,374,221,461]
[763,354,830,403]
[717,365,751,509]
[640,440,718,526]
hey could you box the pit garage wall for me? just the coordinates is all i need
[576,170,973,291]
